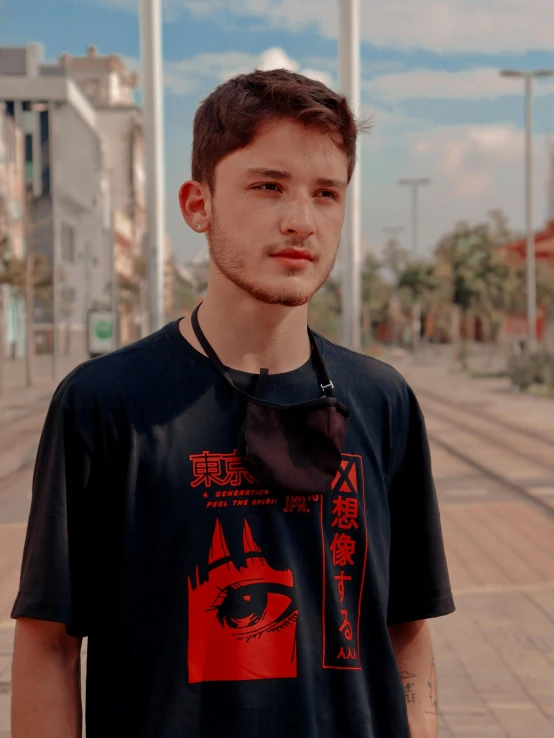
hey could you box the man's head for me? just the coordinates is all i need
[179,69,370,307]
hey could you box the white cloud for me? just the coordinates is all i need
[97,0,554,55]
[365,68,554,103]
[129,47,333,97]
[256,48,334,88]
[257,47,299,73]
[361,123,552,260]
[407,123,546,199]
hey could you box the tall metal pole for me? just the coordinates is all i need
[108,167,118,350]
[398,178,430,256]
[500,68,554,351]
[24,189,36,387]
[140,0,166,333]
[412,184,418,255]
[49,102,60,381]
[398,178,430,355]
[339,0,361,351]
[524,75,536,352]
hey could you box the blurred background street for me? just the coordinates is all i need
[1,0,554,736]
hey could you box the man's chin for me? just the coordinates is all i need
[213,259,325,307]
[248,286,313,308]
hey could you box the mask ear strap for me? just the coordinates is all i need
[190,303,236,389]
[253,368,269,398]
[308,328,336,397]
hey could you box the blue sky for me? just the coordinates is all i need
[2,0,554,263]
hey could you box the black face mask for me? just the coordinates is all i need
[191,305,351,497]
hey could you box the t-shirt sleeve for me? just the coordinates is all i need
[386,384,455,626]
[11,377,97,637]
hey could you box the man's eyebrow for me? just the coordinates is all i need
[316,177,347,190]
[244,168,347,190]
[244,168,291,180]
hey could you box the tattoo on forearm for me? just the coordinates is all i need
[400,670,417,704]
[425,658,438,716]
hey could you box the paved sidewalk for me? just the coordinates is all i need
[389,347,554,440]
[0,353,88,484]
[0,353,88,417]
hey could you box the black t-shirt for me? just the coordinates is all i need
[12,320,454,738]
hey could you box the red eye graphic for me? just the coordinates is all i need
[188,520,298,683]
[209,580,297,641]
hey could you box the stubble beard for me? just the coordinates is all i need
[207,209,338,307]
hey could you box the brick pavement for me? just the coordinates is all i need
[0,350,553,736]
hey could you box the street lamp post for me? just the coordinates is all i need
[140,0,166,334]
[500,69,554,353]
[339,0,361,351]
[398,178,431,354]
[383,225,404,239]
[398,178,431,256]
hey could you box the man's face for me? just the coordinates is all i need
[205,120,348,307]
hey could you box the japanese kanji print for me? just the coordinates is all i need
[321,454,367,669]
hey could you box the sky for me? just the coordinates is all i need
[2,0,554,264]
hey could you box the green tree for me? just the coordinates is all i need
[434,212,522,366]
[360,253,391,348]
[396,260,440,351]
[308,276,342,341]
[537,262,554,330]
[382,235,410,281]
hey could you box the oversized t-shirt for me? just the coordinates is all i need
[12,319,455,738]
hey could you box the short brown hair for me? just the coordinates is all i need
[191,68,371,190]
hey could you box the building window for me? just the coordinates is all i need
[40,110,50,193]
[61,222,75,262]
[25,134,33,162]
[25,133,33,185]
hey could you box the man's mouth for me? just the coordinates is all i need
[271,248,314,262]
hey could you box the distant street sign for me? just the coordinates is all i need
[88,310,115,357]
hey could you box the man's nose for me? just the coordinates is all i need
[280,199,316,240]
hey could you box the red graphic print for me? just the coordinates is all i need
[331,496,359,529]
[321,454,367,670]
[330,533,356,566]
[190,450,258,488]
[188,518,298,683]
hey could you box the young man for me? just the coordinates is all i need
[11,69,454,738]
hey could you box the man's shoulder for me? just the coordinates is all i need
[54,327,172,412]
[315,333,409,399]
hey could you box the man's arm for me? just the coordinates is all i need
[11,618,83,738]
[388,619,438,738]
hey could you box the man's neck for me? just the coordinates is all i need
[179,283,311,375]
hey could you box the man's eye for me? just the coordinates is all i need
[209,582,297,641]
[317,191,338,200]
[254,183,280,192]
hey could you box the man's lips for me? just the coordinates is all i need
[271,248,314,261]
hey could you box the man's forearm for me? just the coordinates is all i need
[388,620,438,738]
[11,623,83,738]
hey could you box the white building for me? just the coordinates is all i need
[0,43,110,356]
[54,46,148,344]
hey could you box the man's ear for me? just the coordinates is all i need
[179,180,211,233]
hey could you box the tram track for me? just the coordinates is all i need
[414,386,554,520]
[416,385,554,447]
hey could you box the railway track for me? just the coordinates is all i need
[415,386,554,520]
